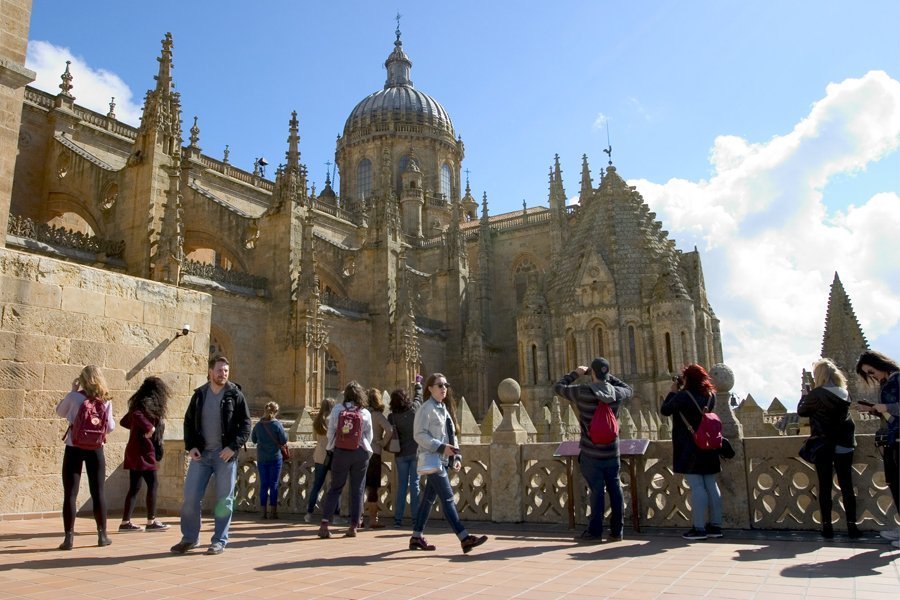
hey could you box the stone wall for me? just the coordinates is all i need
[0,248,211,516]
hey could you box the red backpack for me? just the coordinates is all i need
[588,382,619,445]
[681,391,722,450]
[71,395,109,450]
[334,404,363,450]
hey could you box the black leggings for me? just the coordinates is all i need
[814,451,857,526]
[61,445,107,533]
[123,470,159,521]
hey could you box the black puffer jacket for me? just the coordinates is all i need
[797,385,855,449]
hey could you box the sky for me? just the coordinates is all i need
[25,1,900,409]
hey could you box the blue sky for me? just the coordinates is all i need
[26,1,900,409]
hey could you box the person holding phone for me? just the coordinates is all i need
[855,350,900,546]
[797,359,860,540]
[407,373,487,554]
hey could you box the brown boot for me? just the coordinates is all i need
[366,501,385,529]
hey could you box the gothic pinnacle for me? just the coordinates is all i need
[59,60,74,98]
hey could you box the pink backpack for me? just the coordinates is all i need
[681,392,722,450]
[334,404,363,450]
[71,395,109,450]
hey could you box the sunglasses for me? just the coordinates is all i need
[433,382,450,389]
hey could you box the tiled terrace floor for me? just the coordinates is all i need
[0,516,896,599]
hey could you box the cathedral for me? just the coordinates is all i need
[9,28,723,423]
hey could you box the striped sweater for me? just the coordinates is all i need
[553,370,633,460]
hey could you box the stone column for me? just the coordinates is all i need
[490,378,527,522]
[709,363,751,528]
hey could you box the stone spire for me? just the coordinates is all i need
[107,97,116,120]
[188,116,200,149]
[579,154,593,201]
[270,111,308,211]
[821,272,873,401]
[151,151,185,284]
[137,32,183,155]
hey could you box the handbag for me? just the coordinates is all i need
[388,433,401,454]
[719,437,736,460]
[417,452,442,475]
[262,420,289,462]
[798,436,827,463]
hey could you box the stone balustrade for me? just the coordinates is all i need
[221,433,895,532]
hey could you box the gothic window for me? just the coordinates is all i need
[628,325,638,374]
[593,325,605,358]
[440,163,452,200]
[566,330,577,371]
[324,350,341,400]
[531,344,538,385]
[357,158,372,201]
[546,344,552,382]
[514,260,536,305]
[664,332,674,374]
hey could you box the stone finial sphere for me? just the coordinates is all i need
[709,363,735,394]
[497,378,521,404]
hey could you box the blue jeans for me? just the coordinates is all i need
[321,447,369,524]
[684,473,722,530]
[307,462,328,514]
[258,459,282,507]
[579,455,623,537]
[413,469,467,540]
[179,449,237,546]
[393,454,420,525]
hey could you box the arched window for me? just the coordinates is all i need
[531,344,538,385]
[594,325,605,358]
[546,344,552,382]
[440,163,452,200]
[628,325,638,374]
[664,332,674,374]
[357,159,372,201]
[324,350,341,401]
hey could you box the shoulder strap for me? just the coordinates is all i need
[261,420,280,444]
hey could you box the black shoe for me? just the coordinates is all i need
[682,528,707,540]
[848,524,862,539]
[58,532,74,551]
[574,530,603,543]
[822,524,834,540]
[170,540,197,554]
[461,534,488,554]
[97,530,111,547]
[409,536,436,551]
[607,533,623,542]
[706,525,724,538]
[205,543,225,555]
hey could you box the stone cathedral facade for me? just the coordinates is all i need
[9,29,723,426]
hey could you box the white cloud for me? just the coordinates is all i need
[25,40,142,126]
[593,112,608,130]
[631,71,900,409]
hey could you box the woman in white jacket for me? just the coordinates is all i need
[408,373,487,554]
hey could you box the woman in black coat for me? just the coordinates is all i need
[798,358,859,540]
[661,364,722,541]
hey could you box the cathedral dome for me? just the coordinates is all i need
[342,34,455,139]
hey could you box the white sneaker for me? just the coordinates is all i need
[880,529,900,541]
[303,513,311,523]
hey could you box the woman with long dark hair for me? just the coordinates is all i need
[118,376,171,533]
[660,364,723,541]
[408,373,487,554]
[55,365,116,550]
[363,388,393,528]
[856,350,900,546]
[798,359,859,540]
[389,387,420,527]
[318,381,372,539]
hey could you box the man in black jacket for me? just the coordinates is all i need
[170,356,251,555]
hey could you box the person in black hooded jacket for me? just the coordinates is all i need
[798,358,860,540]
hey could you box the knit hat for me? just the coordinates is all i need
[590,357,610,381]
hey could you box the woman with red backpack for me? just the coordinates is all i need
[55,365,116,550]
[661,364,723,541]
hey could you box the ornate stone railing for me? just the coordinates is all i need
[313,201,357,224]
[320,290,369,314]
[195,155,275,192]
[230,434,896,533]
[7,215,125,258]
[181,259,268,291]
